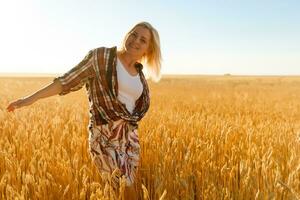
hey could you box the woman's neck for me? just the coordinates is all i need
[117,51,139,69]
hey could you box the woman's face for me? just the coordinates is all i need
[124,26,151,59]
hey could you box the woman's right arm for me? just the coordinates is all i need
[6,79,63,112]
[7,48,96,112]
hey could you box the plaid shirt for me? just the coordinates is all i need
[53,46,150,129]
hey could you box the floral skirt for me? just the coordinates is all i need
[88,119,140,187]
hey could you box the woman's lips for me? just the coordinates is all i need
[129,44,139,50]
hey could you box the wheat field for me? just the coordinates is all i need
[0,75,300,200]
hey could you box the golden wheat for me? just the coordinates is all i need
[0,75,299,199]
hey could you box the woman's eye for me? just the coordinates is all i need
[141,39,146,44]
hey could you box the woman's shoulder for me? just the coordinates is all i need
[134,62,143,72]
[91,46,117,53]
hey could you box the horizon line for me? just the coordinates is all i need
[0,72,299,77]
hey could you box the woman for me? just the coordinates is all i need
[7,21,162,199]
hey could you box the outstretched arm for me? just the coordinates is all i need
[7,48,95,112]
[6,79,63,112]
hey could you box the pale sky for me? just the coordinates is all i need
[0,0,299,75]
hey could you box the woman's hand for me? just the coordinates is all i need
[6,80,63,112]
[6,97,34,112]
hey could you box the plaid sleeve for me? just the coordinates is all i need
[53,49,95,95]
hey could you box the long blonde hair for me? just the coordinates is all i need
[120,22,162,82]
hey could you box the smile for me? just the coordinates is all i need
[129,44,139,50]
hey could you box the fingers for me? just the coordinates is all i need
[6,105,14,112]
[7,98,33,112]
[6,100,21,112]
[6,103,16,112]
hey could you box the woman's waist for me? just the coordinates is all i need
[89,118,138,131]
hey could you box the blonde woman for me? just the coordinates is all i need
[7,21,162,199]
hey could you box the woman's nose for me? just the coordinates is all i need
[132,37,141,45]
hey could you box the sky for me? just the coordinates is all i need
[0,0,299,75]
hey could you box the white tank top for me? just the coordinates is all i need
[116,57,143,114]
